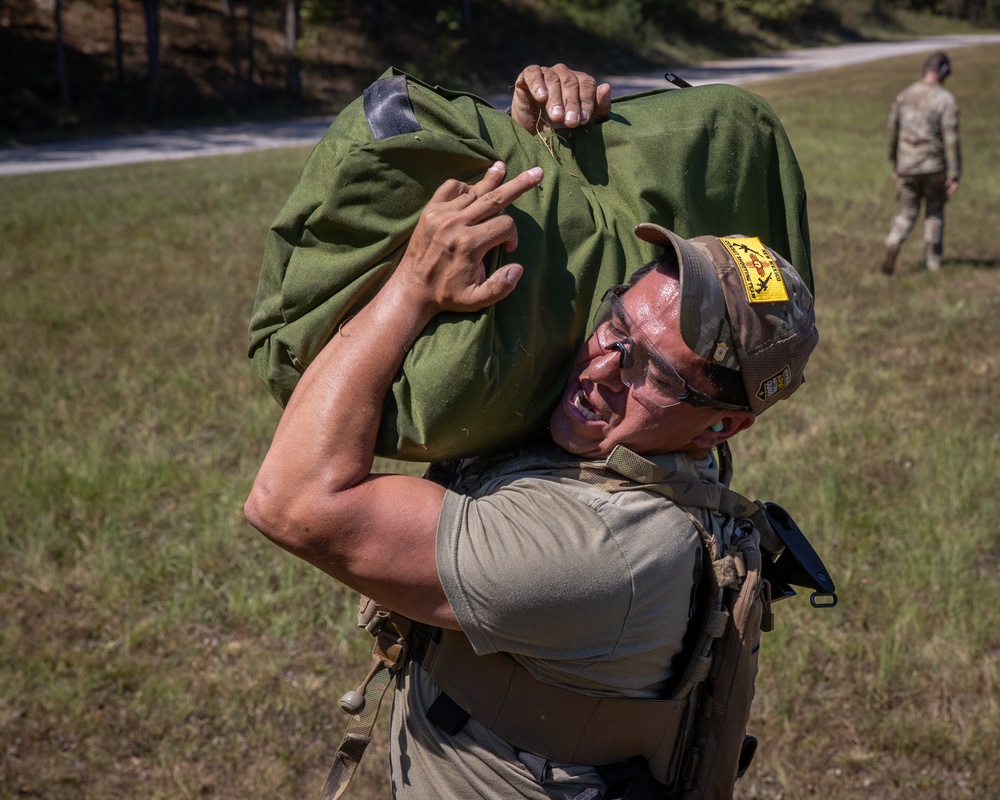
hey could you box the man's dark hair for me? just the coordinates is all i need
[923,51,951,80]
[627,256,750,410]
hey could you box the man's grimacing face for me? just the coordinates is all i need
[549,267,739,458]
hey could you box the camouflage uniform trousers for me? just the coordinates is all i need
[885,170,948,270]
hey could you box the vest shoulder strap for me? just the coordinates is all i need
[553,443,786,558]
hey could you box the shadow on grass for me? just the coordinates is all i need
[957,257,1000,270]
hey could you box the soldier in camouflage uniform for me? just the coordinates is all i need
[880,51,961,274]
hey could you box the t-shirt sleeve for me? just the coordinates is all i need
[436,474,702,670]
[437,479,633,660]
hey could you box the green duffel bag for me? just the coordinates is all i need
[248,68,811,462]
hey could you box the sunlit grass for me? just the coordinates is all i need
[726,43,1000,799]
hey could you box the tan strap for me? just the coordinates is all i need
[424,630,689,784]
[557,444,786,557]
[319,665,395,800]
[320,610,412,800]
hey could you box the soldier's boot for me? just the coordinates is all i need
[879,243,900,275]
[924,218,944,271]
[925,238,943,272]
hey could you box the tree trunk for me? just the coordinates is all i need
[246,0,257,108]
[141,0,160,101]
[285,0,302,103]
[54,0,71,109]
[112,0,126,84]
[227,0,244,103]
[462,0,473,37]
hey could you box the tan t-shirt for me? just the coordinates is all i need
[390,442,721,799]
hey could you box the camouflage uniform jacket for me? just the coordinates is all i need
[887,80,961,180]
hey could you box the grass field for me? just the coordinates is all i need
[2,43,999,800]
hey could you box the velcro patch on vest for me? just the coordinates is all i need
[721,236,789,304]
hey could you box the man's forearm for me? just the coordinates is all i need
[263,274,435,494]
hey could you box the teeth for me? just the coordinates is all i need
[572,390,602,421]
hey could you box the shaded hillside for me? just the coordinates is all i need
[0,0,974,143]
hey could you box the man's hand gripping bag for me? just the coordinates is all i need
[248,69,812,461]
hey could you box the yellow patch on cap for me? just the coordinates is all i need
[721,237,789,304]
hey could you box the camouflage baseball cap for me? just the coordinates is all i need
[635,223,818,415]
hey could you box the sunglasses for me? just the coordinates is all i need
[591,286,748,411]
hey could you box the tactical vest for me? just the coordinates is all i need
[318,444,836,799]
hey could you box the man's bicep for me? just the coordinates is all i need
[298,473,459,629]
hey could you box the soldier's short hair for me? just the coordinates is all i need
[923,51,951,80]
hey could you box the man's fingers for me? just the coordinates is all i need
[420,164,540,260]
[590,82,612,124]
[540,66,568,124]
[402,164,539,315]
[428,162,507,215]
[416,164,540,289]
[486,264,524,300]
[461,264,524,312]
[546,65,602,128]
[469,161,509,197]
[515,65,548,102]
[555,66,592,127]
[515,64,577,126]
[510,64,609,132]
[467,165,543,222]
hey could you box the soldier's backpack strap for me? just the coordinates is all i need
[584,443,787,559]
[589,444,837,608]
[319,600,412,800]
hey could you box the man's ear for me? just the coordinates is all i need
[691,411,756,450]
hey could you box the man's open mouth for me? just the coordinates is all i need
[571,389,603,421]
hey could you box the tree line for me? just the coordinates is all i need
[29,0,1000,129]
[50,0,274,111]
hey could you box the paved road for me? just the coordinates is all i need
[2,34,998,177]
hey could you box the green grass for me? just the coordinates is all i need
[0,152,387,798]
[726,44,1000,798]
[3,42,1000,800]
